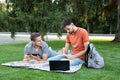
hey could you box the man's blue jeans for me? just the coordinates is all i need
[48,50,84,66]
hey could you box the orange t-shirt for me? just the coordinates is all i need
[66,27,89,60]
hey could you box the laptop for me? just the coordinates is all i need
[49,60,70,71]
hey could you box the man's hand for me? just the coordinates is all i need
[58,49,64,55]
[31,55,41,61]
[23,54,31,61]
[58,48,67,55]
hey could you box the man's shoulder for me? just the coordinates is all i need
[42,41,47,45]
[78,27,86,31]
[77,27,88,34]
[25,42,33,48]
[42,41,48,47]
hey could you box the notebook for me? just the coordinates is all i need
[49,60,70,71]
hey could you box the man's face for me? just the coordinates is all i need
[33,36,42,47]
[64,23,74,34]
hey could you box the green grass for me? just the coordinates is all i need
[0,40,120,80]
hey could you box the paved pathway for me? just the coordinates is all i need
[0,32,115,44]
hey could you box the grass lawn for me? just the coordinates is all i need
[0,40,120,80]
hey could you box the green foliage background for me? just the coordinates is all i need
[0,0,117,38]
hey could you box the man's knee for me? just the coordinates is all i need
[70,58,84,66]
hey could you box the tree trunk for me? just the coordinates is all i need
[112,0,120,42]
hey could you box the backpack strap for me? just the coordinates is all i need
[85,43,95,67]
[85,43,90,67]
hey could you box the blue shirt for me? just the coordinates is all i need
[24,41,57,58]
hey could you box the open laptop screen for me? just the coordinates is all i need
[49,60,70,71]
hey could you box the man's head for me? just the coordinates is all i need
[30,33,42,47]
[61,18,75,34]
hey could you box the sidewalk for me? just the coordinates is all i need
[0,32,115,44]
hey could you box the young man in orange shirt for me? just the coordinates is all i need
[49,18,89,66]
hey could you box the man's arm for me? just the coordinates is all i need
[23,54,41,61]
[58,43,70,54]
[42,54,48,61]
[65,41,89,59]
[23,54,31,61]
[63,43,70,54]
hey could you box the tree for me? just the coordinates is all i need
[4,0,117,40]
[0,2,8,32]
[7,0,66,40]
[65,0,116,34]
[113,0,120,42]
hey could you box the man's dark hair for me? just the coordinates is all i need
[61,18,73,29]
[30,33,41,41]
